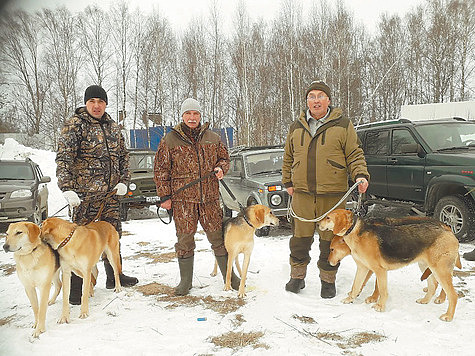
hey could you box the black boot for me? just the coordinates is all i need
[463,248,475,261]
[215,254,240,290]
[285,278,305,293]
[321,280,336,299]
[69,273,83,305]
[175,256,194,296]
[104,258,138,289]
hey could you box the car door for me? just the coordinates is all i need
[35,165,49,212]
[386,128,425,202]
[363,129,389,197]
[221,156,246,211]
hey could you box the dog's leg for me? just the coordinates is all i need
[234,256,242,278]
[364,271,380,304]
[224,252,236,291]
[238,252,251,298]
[59,268,71,324]
[434,283,446,304]
[417,274,437,304]
[372,269,388,312]
[49,269,62,305]
[210,259,218,277]
[33,282,51,337]
[105,247,122,292]
[433,268,457,321]
[23,285,39,329]
[79,268,92,319]
[342,263,369,304]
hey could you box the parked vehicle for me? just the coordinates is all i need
[356,117,475,241]
[119,149,159,221]
[0,158,50,224]
[219,145,289,236]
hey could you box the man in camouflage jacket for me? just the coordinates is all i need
[56,85,138,305]
[282,81,369,298]
[154,98,239,296]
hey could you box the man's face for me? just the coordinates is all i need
[182,110,201,129]
[307,90,330,119]
[86,98,107,119]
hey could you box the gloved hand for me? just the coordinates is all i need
[63,190,81,208]
[113,182,128,196]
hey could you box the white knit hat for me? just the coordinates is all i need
[180,98,201,117]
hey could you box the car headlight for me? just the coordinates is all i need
[270,194,282,206]
[129,183,137,191]
[11,189,33,198]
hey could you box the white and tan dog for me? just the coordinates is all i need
[41,217,122,323]
[223,204,279,298]
[3,222,62,337]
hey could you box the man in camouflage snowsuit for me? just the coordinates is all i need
[154,98,240,296]
[56,85,138,305]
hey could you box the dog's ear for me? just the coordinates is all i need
[255,206,265,224]
[27,222,41,241]
[331,210,352,235]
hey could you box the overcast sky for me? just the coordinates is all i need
[6,0,425,34]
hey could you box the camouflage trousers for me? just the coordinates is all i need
[172,200,226,258]
[289,191,346,283]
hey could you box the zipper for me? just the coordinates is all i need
[99,122,112,190]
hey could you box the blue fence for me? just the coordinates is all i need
[130,126,234,150]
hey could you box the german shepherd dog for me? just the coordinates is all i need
[3,222,62,337]
[320,209,461,321]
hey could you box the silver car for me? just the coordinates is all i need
[219,146,288,236]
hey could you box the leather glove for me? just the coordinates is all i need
[113,182,128,196]
[63,190,81,208]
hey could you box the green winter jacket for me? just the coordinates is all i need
[282,107,369,195]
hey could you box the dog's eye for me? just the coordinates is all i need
[15,231,21,235]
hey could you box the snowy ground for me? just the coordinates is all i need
[1,139,475,356]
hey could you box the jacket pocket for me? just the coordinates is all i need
[327,159,345,170]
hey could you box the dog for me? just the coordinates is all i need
[3,222,62,337]
[40,217,122,323]
[320,209,461,321]
[210,256,242,278]
[223,204,279,298]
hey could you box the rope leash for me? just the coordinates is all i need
[286,181,363,223]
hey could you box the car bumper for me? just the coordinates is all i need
[0,202,35,222]
[120,195,160,208]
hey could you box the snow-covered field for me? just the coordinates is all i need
[1,138,475,356]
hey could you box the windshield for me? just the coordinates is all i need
[244,151,283,176]
[415,122,475,151]
[0,163,34,180]
[129,153,154,170]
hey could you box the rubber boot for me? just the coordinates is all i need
[285,278,305,293]
[104,258,138,289]
[175,256,194,296]
[320,280,336,299]
[463,248,475,261]
[215,254,240,290]
[69,272,83,305]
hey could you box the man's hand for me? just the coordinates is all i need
[356,178,369,193]
[214,167,224,180]
[113,182,128,195]
[286,187,294,196]
[63,190,81,208]
[160,199,172,210]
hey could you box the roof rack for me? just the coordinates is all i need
[229,144,284,154]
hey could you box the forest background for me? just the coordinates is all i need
[0,0,473,149]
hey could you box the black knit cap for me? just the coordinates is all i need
[84,85,108,104]
[305,80,331,100]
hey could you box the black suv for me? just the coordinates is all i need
[119,149,159,220]
[0,158,50,224]
[356,117,475,241]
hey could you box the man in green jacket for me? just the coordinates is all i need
[282,80,369,298]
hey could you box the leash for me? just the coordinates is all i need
[286,181,363,223]
[157,170,219,224]
[219,179,245,211]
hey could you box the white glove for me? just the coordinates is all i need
[63,190,81,208]
[114,182,128,196]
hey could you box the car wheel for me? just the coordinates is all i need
[120,204,128,221]
[434,194,475,242]
[248,197,270,236]
[29,203,42,224]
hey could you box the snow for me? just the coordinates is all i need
[1,138,475,355]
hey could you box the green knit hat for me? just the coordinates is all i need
[305,80,331,100]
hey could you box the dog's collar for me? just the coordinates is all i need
[344,214,358,235]
[57,227,77,249]
[243,212,253,228]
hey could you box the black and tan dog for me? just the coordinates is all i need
[3,222,62,337]
[320,209,461,321]
[41,217,122,323]
[223,204,279,298]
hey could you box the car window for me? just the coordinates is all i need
[364,130,389,155]
[392,129,417,154]
[228,157,244,177]
[0,163,34,180]
[244,151,283,176]
[129,153,154,169]
[416,122,475,150]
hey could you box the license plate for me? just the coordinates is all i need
[146,196,160,203]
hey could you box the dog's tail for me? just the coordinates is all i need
[455,254,462,269]
[421,268,431,281]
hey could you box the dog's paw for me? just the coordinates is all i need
[223,284,231,291]
[58,315,70,324]
[365,295,378,304]
[372,303,385,312]
[114,286,122,293]
[32,327,44,338]
[238,290,246,298]
[341,296,354,304]
[439,313,453,322]
[79,311,89,319]
[416,296,431,304]
[434,296,445,304]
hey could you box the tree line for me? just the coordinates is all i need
[0,0,473,149]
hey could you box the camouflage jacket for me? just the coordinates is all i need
[153,122,230,203]
[56,107,130,196]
